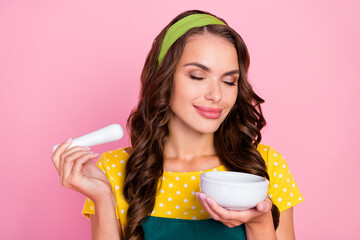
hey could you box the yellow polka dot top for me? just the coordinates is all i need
[82,144,304,227]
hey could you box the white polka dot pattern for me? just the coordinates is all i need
[82,148,129,225]
[259,145,304,212]
[150,164,231,220]
[82,144,304,227]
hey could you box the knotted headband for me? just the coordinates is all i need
[157,14,227,67]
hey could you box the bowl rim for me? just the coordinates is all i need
[200,171,269,187]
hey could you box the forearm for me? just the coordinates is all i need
[91,194,122,240]
[245,212,277,240]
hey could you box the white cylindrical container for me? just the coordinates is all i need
[53,124,124,152]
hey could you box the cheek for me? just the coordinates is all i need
[173,81,203,103]
[170,85,190,112]
[226,89,238,109]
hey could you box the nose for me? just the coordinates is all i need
[204,79,222,102]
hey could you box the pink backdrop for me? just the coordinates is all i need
[1,0,359,239]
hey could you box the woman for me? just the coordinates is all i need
[52,10,303,240]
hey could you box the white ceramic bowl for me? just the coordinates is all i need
[200,171,269,210]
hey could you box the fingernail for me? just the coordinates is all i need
[89,151,94,153]
[196,192,203,201]
[66,138,72,143]
[199,193,205,201]
[206,197,212,206]
[260,204,265,211]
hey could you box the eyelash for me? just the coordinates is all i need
[225,82,236,86]
[189,75,236,86]
[189,75,203,80]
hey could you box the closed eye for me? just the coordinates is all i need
[224,81,236,86]
[191,75,236,86]
[189,75,204,80]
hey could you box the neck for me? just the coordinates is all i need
[164,116,216,161]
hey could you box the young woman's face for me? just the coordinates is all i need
[169,33,239,134]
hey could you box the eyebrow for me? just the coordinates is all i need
[183,62,239,76]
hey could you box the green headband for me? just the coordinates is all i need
[157,14,227,67]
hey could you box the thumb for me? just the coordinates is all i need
[256,200,272,212]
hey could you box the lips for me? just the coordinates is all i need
[193,105,223,119]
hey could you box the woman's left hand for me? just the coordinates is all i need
[196,192,273,228]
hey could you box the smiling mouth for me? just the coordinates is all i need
[193,105,223,119]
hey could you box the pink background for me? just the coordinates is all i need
[1,0,359,239]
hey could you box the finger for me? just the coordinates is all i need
[224,222,237,228]
[204,195,237,221]
[205,196,247,226]
[71,152,99,179]
[65,152,99,191]
[256,198,272,213]
[59,146,90,179]
[52,138,72,171]
[196,192,221,221]
[206,193,269,224]
[61,146,91,160]
[197,193,241,227]
[62,150,96,183]
[60,146,90,171]
[265,196,273,205]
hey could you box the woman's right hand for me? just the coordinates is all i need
[51,138,112,203]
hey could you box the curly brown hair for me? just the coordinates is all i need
[123,9,279,240]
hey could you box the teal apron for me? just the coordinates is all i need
[142,216,247,240]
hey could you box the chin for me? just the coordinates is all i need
[193,123,222,134]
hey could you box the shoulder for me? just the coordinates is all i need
[83,147,132,224]
[257,143,291,187]
[99,147,131,162]
[95,147,131,177]
[257,144,304,211]
[257,143,285,168]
